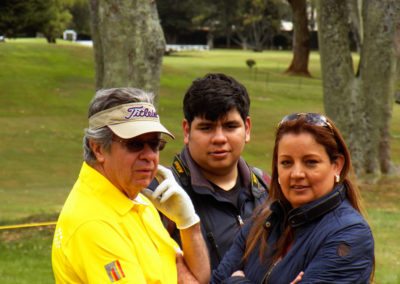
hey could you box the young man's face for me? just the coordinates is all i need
[183,108,251,177]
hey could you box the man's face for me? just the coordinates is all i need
[183,109,251,177]
[94,132,160,199]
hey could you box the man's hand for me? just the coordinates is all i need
[231,270,245,277]
[290,271,304,284]
[142,165,200,229]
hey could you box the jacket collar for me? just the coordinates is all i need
[287,184,347,228]
[180,146,251,194]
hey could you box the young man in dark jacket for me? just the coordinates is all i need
[151,73,269,269]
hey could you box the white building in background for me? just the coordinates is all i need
[280,20,293,32]
[63,30,77,41]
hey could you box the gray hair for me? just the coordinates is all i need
[83,88,155,165]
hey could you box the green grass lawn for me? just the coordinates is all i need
[0,39,399,283]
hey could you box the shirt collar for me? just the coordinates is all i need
[80,162,150,215]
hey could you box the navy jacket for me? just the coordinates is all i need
[212,184,374,284]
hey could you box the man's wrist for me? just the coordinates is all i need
[177,214,200,230]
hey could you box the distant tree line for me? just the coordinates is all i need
[0,0,295,49]
[158,0,292,51]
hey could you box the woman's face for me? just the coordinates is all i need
[277,132,344,208]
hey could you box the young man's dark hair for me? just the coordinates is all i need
[183,73,250,123]
[150,73,270,270]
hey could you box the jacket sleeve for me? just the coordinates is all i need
[221,276,254,284]
[211,222,252,284]
[301,222,374,283]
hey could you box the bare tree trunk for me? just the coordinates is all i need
[318,0,400,176]
[361,0,399,174]
[285,0,311,77]
[88,0,165,98]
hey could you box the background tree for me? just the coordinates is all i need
[157,0,200,44]
[68,0,91,38]
[232,0,284,51]
[0,0,34,37]
[157,0,235,49]
[41,0,72,43]
[88,0,165,96]
[0,0,72,43]
[211,0,240,48]
[318,0,400,175]
[285,0,311,76]
[189,0,235,49]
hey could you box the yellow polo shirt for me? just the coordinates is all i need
[52,162,179,283]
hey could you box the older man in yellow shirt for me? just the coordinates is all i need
[52,88,210,283]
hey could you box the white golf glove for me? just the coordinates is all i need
[142,165,200,230]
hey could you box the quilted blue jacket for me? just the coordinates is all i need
[211,184,374,284]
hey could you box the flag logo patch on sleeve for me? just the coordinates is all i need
[105,260,126,282]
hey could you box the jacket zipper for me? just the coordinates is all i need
[237,195,251,226]
[237,215,244,226]
[262,258,281,284]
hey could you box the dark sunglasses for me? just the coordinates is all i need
[113,137,167,152]
[278,113,333,132]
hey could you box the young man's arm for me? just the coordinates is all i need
[180,223,210,283]
[142,165,210,283]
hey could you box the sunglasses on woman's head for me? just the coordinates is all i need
[278,113,333,132]
[113,137,167,152]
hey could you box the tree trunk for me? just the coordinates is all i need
[45,36,57,44]
[318,0,400,176]
[207,31,214,49]
[166,33,178,44]
[226,27,232,48]
[88,0,165,98]
[285,0,311,77]
[346,0,362,53]
[361,0,399,174]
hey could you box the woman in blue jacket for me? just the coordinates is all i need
[212,113,375,283]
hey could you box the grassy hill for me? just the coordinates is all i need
[0,39,399,283]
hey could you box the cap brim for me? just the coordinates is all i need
[108,121,174,139]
